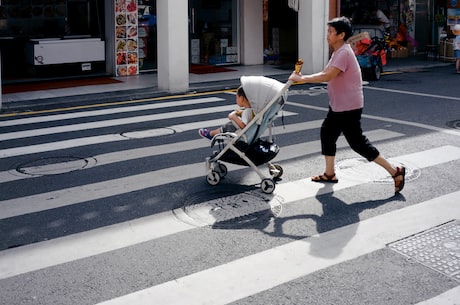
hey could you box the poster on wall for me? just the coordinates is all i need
[447,9,460,25]
[115,0,139,76]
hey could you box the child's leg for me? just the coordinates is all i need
[210,128,221,137]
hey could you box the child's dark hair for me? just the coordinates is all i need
[327,16,353,41]
[237,86,247,99]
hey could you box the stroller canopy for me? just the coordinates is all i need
[240,76,287,114]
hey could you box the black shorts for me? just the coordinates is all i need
[320,107,380,161]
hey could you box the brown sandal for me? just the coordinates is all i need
[311,173,338,183]
[393,166,406,193]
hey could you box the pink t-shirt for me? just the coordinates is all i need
[326,43,364,112]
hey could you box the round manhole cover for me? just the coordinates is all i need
[336,158,420,184]
[174,190,284,228]
[446,120,460,130]
[16,156,96,176]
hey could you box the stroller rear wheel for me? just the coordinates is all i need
[216,163,228,178]
[269,163,283,179]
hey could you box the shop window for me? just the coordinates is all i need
[189,0,238,65]
[0,0,105,81]
[66,0,103,38]
[137,0,157,71]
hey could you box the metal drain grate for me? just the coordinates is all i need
[388,220,460,282]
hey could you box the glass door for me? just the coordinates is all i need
[189,0,238,65]
[137,0,157,71]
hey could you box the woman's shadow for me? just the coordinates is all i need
[264,184,406,259]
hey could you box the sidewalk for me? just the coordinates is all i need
[0,55,453,111]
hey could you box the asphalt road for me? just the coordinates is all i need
[0,65,459,305]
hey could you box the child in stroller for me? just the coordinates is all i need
[198,86,254,140]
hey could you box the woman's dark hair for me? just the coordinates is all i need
[237,86,247,99]
[327,16,353,41]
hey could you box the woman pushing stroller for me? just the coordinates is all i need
[199,86,254,140]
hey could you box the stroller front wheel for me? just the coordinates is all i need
[260,178,276,194]
[206,171,221,186]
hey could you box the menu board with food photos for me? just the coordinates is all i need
[115,0,139,76]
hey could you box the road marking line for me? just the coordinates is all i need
[364,86,460,101]
[414,286,460,305]
[0,129,405,217]
[0,111,297,159]
[0,89,237,118]
[287,101,460,137]
[0,97,225,127]
[275,145,460,204]
[0,209,196,280]
[0,104,236,141]
[94,191,460,305]
[0,147,460,279]
[0,120,321,182]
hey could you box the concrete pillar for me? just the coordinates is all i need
[0,50,2,111]
[104,0,116,76]
[157,0,189,93]
[240,0,264,65]
[298,0,329,74]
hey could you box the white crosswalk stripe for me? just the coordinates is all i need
[0,128,406,219]
[94,192,460,305]
[1,146,459,279]
[1,94,459,305]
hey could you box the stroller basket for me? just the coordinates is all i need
[214,138,280,166]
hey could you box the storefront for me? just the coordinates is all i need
[0,0,328,91]
[0,0,242,82]
[436,0,460,61]
[340,0,459,59]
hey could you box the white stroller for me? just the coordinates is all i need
[204,75,294,194]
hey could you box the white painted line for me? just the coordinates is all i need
[0,139,206,183]
[287,101,460,137]
[364,86,460,101]
[0,97,225,127]
[274,145,460,204]
[0,104,237,141]
[0,129,406,218]
[414,286,460,305]
[0,120,319,183]
[275,129,404,160]
[0,111,297,159]
[0,146,458,280]
[95,191,460,305]
[0,163,201,219]
[0,210,196,280]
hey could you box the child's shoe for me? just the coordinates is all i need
[198,128,212,140]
